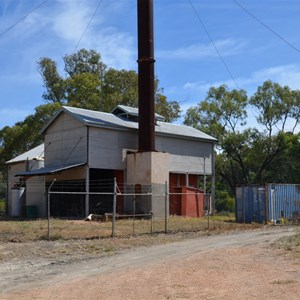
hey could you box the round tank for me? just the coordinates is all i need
[11,187,25,217]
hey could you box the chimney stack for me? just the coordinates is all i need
[137,0,155,152]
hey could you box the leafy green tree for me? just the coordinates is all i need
[290,90,300,132]
[38,58,66,103]
[65,73,102,110]
[185,85,249,187]
[64,49,106,77]
[250,80,300,135]
[184,84,248,139]
[38,48,180,122]
[155,93,181,123]
[185,82,300,189]
[0,103,61,178]
[262,132,300,183]
[215,189,235,212]
[102,69,138,111]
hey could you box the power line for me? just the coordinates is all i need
[233,0,300,54]
[0,0,49,39]
[187,0,266,133]
[72,0,104,54]
[187,0,239,90]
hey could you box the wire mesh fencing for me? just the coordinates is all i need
[0,178,257,242]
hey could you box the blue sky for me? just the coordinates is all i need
[1,0,300,131]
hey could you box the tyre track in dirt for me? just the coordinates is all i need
[0,227,298,299]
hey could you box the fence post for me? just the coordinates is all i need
[132,196,136,236]
[112,177,117,238]
[207,193,210,230]
[150,211,153,234]
[47,179,56,240]
[165,181,168,234]
[243,188,246,224]
[271,187,276,225]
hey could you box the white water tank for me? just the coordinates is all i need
[11,187,25,217]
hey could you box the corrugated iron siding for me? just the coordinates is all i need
[236,186,266,223]
[236,184,300,223]
[267,184,300,220]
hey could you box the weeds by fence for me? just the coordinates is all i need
[0,214,261,243]
[2,178,298,242]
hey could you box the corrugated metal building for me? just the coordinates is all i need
[6,144,45,217]
[7,105,216,218]
[236,184,300,223]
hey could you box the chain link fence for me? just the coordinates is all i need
[0,179,267,242]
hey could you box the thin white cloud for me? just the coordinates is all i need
[183,64,300,96]
[51,1,98,42]
[0,1,136,70]
[179,64,300,131]
[248,64,300,90]
[48,0,135,70]
[183,79,235,93]
[157,39,247,60]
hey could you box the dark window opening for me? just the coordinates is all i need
[89,169,114,215]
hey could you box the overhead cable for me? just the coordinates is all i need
[233,0,300,54]
[187,0,239,90]
[72,0,104,53]
[188,0,265,132]
[0,0,49,39]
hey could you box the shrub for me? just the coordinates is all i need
[0,199,5,213]
[215,191,235,212]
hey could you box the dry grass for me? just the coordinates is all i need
[272,231,300,260]
[0,215,293,263]
[0,215,259,243]
[271,279,296,285]
[0,215,266,263]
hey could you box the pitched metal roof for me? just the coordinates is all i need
[6,144,45,164]
[42,106,217,142]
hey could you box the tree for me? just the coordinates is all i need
[262,132,300,183]
[250,80,300,135]
[0,103,61,178]
[155,93,181,123]
[65,73,102,110]
[64,49,106,77]
[38,48,181,122]
[184,82,300,190]
[38,58,66,103]
[288,90,300,133]
[184,84,248,139]
[101,69,138,111]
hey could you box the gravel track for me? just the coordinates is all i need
[0,227,299,299]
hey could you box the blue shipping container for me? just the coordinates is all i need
[267,184,300,221]
[236,184,300,223]
[236,186,266,223]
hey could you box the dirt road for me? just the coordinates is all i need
[1,227,299,299]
